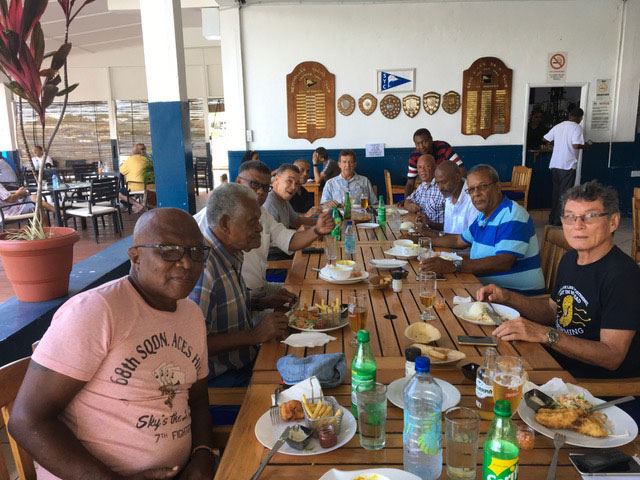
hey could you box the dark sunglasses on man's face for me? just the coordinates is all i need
[134,244,210,263]
[237,175,272,192]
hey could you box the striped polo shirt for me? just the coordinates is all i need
[407,141,464,179]
[461,196,545,295]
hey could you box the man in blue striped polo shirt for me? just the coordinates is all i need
[421,164,545,295]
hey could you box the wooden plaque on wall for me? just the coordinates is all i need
[286,61,335,143]
[461,57,512,139]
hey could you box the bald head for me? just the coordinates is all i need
[133,207,202,245]
[416,154,436,183]
[434,160,463,199]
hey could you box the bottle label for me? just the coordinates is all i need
[351,370,375,411]
[483,456,519,480]
[405,362,415,377]
[476,377,493,409]
[403,411,442,454]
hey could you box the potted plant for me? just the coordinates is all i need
[0,0,94,302]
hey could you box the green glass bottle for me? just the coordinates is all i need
[344,191,351,220]
[351,330,376,419]
[482,399,519,480]
[331,206,341,240]
[377,195,386,228]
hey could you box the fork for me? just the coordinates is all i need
[546,432,566,480]
[269,386,282,425]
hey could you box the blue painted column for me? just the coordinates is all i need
[140,0,195,213]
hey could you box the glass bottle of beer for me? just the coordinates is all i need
[344,191,351,220]
[377,195,386,228]
[482,399,519,480]
[331,206,341,240]
[476,347,497,420]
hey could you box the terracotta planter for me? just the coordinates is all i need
[0,227,79,302]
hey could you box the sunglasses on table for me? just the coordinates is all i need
[560,212,609,225]
[134,244,211,262]
[237,175,272,192]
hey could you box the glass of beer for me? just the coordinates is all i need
[493,356,527,416]
[348,292,368,345]
[417,272,437,321]
[360,194,369,210]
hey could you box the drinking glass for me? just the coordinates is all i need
[348,292,368,345]
[418,237,433,260]
[492,356,527,415]
[388,208,401,231]
[324,235,338,265]
[360,194,369,210]
[444,407,480,480]
[417,272,436,321]
[356,382,387,450]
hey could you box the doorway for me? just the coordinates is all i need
[522,85,586,210]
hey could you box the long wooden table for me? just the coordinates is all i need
[214,229,640,479]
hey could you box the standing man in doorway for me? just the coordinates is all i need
[544,107,588,226]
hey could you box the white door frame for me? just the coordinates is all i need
[522,83,590,184]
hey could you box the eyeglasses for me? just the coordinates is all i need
[237,175,272,192]
[560,212,609,224]
[465,181,497,195]
[134,244,211,262]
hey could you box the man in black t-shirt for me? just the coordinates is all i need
[477,181,640,379]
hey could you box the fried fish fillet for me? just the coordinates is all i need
[571,415,608,438]
[535,408,583,429]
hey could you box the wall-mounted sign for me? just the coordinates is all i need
[377,69,415,93]
[596,78,611,99]
[461,57,512,139]
[547,51,567,83]
[365,143,385,158]
[286,61,335,143]
[591,101,610,130]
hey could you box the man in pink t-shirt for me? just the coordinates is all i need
[9,208,216,479]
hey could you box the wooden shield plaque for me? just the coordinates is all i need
[442,91,461,114]
[380,94,401,119]
[358,93,377,115]
[287,61,335,142]
[402,94,421,117]
[461,57,513,139]
[337,94,355,116]
[423,92,440,115]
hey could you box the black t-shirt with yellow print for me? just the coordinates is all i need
[549,246,640,378]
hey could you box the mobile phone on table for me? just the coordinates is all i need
[302,247,324,254]
[457,335,498,346]
[569,451,640,476]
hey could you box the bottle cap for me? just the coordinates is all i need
[347,220,352,226]
[415,356,430,373]
[357,330,369,342]
[494,399,513,417]
[405,347,421,362]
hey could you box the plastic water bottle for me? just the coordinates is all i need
[51,173,59,189]
[344,220,356,255]
[403,356,443,479]
[351,330,376,419]
[377,195,386,228]
[482,399,519,480]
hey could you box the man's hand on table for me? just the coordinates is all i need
[260,288,297,310]
[178,450,217,479]
[123,465,179,479]
[253,312,289,343]
[315,210,335,235]
[476,284,512,305]
[323,200,339,209]
[419,256,455,274]
[492,316,548,344]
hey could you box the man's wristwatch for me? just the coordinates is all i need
[313,164,320,167]
[438,231,446,237]
[545,327,560,347]
[453,259,463,273]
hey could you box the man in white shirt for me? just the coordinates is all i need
[434,160,478,234]
[195,160,334,304]
[30,145,53,170]
[544,107,587,226]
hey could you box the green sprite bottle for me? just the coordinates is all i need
[377,195,386,228]
[344,191,351,220]
[482,399,519,480]
[331,206,341,240]
[351,330,376,419]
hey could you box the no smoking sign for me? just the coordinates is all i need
[547,51,568,82]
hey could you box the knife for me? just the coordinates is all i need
[590,396,635,413]
[249,426,291,480]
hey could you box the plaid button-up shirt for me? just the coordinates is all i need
[190,217,259,378]
[406,178,445,224]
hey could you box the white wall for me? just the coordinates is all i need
[234,0,638,151]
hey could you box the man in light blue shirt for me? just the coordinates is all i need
[321,149,377,207]
[421,164,545,295]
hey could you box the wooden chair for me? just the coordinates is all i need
[539,225,572,294]
[208,387,247,450]
[384,170,404,206]
[632,188,640,261]
[0,357,36,480]
[501,166,532,210]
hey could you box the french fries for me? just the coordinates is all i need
[301,394,336,419]
[313,298,341,314]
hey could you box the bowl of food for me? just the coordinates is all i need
[302,395,344,437]
[404,322,441,344]
[393,239,419,256]
[336,260,356,268]
[369,275,391,290]
[285,424,314,450]
[323,264,353,280]
[400,221,415,230]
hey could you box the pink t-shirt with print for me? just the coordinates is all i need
[31,276,208,478]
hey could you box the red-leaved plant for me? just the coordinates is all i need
[0,0,95,239]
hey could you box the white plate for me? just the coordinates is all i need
[518,389,638,448]
[436,251,463,261]
[319,468,421,480]
[319,270,370,284]
[384,247,425,259]
[387,376,461,410]
[386,207,409,216]
[452,302,520,326]
[254,408,357,456]
[357,222,379,229]
[288,314,350,333]
[368,258,408,270]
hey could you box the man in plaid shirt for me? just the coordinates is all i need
[404,154,445,231]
